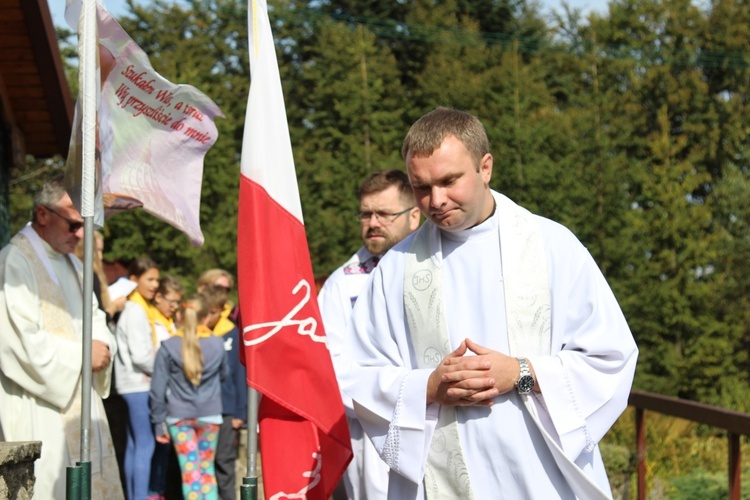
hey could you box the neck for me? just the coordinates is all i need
[30,224,55,252]
[470,198,497,229]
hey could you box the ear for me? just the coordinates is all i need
[129,275,138,282]
[480,153,493,184]
[408,207,421,231]
[35,206,49,227]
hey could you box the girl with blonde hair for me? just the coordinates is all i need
[149,293,228,499]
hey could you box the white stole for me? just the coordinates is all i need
[405,221,473,500]
[14,227,108,474]
[404,191,610,499]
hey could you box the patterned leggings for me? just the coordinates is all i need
[168,419,220,499]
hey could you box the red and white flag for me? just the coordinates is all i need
[238,1,352,498]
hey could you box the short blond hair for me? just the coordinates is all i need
[197,268,234,290]
[200,284,229,310]
[402,107,489,170]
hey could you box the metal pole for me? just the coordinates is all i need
[66,464,81,500]
[79,216,94,483]
[72,0,97,497]
[636,407,645,500]
[77,460,91,500]
[240,387,260,500]
[728,432,740,500]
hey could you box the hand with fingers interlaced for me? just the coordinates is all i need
[426,338,538,406]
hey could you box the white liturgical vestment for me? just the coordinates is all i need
[340,193,638,499]
[319,246,390,499]
[0,226,123,499]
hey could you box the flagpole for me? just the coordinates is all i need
[239,0,352,495]
[67,0,97,498]
[241,387,260,499]
[240,3,260,496]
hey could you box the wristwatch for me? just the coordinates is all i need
[515,357,535,395]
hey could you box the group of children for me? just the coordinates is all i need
[110,259,246,500]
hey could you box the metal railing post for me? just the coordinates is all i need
[729,432,740,500]
[636,407,646,500]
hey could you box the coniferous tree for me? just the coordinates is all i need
[288,19,407,274]
[20,0,749,411]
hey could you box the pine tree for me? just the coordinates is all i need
[286,19,407,275]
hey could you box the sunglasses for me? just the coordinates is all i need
[44,206,84,233]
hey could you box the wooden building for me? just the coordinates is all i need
[0,0,73,245]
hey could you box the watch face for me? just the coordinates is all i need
[517,375,535,394]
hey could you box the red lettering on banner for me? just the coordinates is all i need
[184,127,212,144]
[182,105,204,121]
[115,83,130,104]
[121,64,156,94]
[171,118,186,131]
[155,89,174,105]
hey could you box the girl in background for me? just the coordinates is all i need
[150,292,228,499]
[114,257,160,500]
[148,275,184,499]
[197,271,247,500]
[152,275,183,342]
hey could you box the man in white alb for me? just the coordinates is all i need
[318,169,420,499]
[340,108,638,499]
[0,176,123,499]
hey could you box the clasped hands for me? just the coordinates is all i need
[426,338,520,407]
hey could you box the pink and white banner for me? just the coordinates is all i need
[65,1,223,246]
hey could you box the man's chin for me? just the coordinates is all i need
[431,217,457,231]
[364,240,388,256]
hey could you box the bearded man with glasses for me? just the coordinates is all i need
[0,175,123,498]
[318,169,420,499]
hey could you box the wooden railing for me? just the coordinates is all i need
[628,390,750,499]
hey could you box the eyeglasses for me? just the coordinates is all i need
[358,207,414,224]
[162,295,180,309]
[44,206,84,233]
[156,293,181,308]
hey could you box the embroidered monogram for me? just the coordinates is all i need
[404,192,610,499]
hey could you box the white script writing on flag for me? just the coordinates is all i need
[242,280,327,346]
[268,450,323,500]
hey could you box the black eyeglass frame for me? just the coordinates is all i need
[43,205,84,233]
[357,207,415,224]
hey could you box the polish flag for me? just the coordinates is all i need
[237,1,352,498]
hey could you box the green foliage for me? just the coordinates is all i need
[668,470,727,499]
[284,16,409,273]
[603,408,750,498]
[1,1,746,494]
[8,157,67,234]
[8,0,750,425]
[599,441,634,497]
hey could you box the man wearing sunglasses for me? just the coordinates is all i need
[0,175,123,498]
[318,169,420,500]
